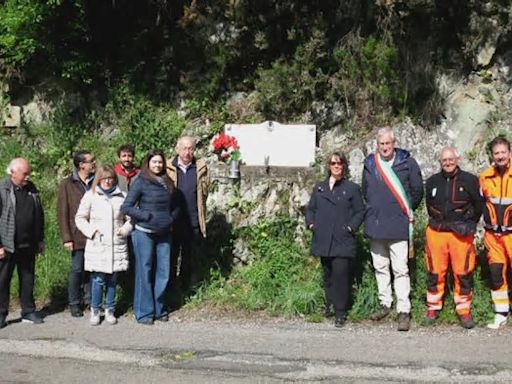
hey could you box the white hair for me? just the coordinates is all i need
[5,158,26,175]
[376,126,395,142]
[176,135,197,150]
[439,146,460,160]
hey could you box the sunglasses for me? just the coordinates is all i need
[330,161,344,166]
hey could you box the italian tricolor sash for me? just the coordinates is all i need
[374,153,415,258]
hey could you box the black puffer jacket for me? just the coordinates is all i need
[426,167,483,236]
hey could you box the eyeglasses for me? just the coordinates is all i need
[100,177,115,181]
[330,161,344,166]
[82,159,96,164]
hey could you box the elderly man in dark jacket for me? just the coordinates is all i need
[306,151,365,328]
[362,127,423,331]
[0,158,45,328]
[424,146,482,329]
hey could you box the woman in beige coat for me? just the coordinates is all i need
[75,165,132,325]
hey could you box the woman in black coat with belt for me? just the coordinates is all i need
[306,151,365,327]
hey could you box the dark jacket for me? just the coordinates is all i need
[306,177,365,258]
[426,167,483,236]
[57,169,92,249]
[167,157,209,237]
[121,172,180,234]
[362,148,423,240]
[0,177,44,253]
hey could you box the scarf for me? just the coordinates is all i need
[114,163,140,187]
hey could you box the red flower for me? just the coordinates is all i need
[211,133,241,162]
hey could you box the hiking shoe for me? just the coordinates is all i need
[425,309,438,325]
[22,312,44,324]
[105,308,117,325]
[487,313,507,329]
[70,305,83,318]
[397,312,410,331]
[0,314,7,329]
[334,317,345,328]
[369,305,392,321]
[458,313,475,329]
[89,308,100,326]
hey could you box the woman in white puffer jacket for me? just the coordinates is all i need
[75,165,132,326]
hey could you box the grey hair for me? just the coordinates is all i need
[176,135,197,150]
[376,126,395,142]
[439,146,460,160]
[5,158,22,175]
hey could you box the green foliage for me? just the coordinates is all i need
[190,217,324,316]
[254,29,329,121]
[192,209,495,326]
[329,33,404,130]
[102,82,188,157]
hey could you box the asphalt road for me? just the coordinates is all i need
[1,310,512,383]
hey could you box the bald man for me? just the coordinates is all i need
[424,147,483,329]
[0,158,45,328]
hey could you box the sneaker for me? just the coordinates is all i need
[105,308,117,325]
[21,312,44,324]
[458,313,475,329]
[70,305,83,318]
[0,314,7,329]
[334,316,345,328]
[425,309,438,325]
[397,312,410,331]
[89,308,100,326]
[369,305,392,321]
[487,313,507,329]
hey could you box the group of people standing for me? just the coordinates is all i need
[1,128,512,331]
[307,127,512,331]
[0,136,208,328]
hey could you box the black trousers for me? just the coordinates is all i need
[321,257,351,318]
[0,248,36,316]
[172,225,201,293]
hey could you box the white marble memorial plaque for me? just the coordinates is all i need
[225,121,316,167]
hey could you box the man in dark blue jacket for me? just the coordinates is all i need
[362,127,423,331]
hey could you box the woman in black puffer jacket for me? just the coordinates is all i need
[121,149,180,324]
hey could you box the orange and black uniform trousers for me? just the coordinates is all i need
[480,163,512,313]
[425,227,476,315]
[425,167,482,315]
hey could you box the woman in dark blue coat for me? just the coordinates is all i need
[306,151,365,327]
[121,149,180,324]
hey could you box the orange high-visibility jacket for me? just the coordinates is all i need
[480,164,512,233]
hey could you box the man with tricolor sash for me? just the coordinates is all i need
[480,136,512,329]
[362,127,423,331]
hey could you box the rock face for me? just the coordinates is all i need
[208,60,512,263]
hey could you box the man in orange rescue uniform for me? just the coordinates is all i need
[480,136,512,329]
[425,147,483,329]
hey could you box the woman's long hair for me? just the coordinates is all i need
[141,149,174,192]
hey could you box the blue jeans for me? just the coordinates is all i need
[132,229,172,321]
[91,272,118,310]
[68,249,91,306]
